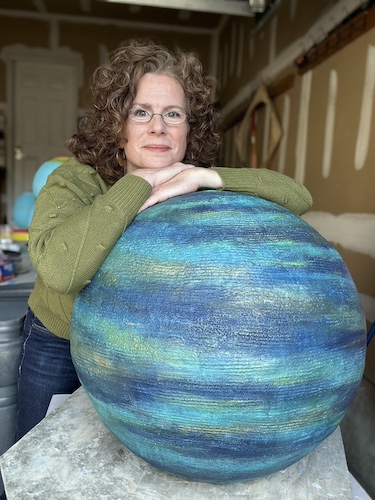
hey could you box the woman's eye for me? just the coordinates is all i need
[165,111,181,118]
[134,109,149,117]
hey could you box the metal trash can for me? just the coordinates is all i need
[0,384,18,451]
[0,385,18,495]
[0,287,31,495]
[0,314,24,388]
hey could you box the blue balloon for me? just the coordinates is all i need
[13,192,35,229]
[32,157,68,197]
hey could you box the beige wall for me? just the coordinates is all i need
[0,17,50,101]
[217,0,375,379]
[57,21,213,109]
[0,13,213,108]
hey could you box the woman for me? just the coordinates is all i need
[16,39,312,440]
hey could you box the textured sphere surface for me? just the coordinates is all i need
[71,191,366,484]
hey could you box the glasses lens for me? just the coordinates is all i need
[129,109,150,123]
[163,111,186,125]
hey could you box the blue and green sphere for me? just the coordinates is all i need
[71,191,366,484]
[12,191,35,228]
[32,156,68,197]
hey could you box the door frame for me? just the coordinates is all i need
[1,44,83,223]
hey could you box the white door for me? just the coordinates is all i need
[10,60,78,220]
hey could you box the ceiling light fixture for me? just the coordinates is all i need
[99,0,260,17]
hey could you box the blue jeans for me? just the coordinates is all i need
[16,308,81,441]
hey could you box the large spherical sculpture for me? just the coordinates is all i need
[70,191,366,484]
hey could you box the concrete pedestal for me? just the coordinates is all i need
[0,387,353,499]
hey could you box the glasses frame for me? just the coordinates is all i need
[128,109,187,126]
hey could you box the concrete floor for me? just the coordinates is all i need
[341,376,375,499]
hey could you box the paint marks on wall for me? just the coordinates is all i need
[295,70,312,185]
[290,0,297,22]
[223,42,229,88]
[322,70,338,179]
[99,44,109,65]
[278,94,290,174]
[230,22,237,77]
[249,34,255,61]
[236,23,244,79]
[269,17,277,64]
[262,106,271,166]
[231,127,238,167]
[355,44,375,171]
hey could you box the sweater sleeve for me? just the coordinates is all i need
[211,167,313,215]
[28,159,152,295]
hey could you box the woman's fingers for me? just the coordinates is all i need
[138,168,223,212]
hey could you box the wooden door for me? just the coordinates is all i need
[10,60,78,220]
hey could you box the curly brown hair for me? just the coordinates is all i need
[66,39,221,185]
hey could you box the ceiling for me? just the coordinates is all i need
[0,0,270,31]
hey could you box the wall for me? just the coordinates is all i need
[0,12,213,109]
[216,0,375,380]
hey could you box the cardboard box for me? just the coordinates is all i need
[0,260,16,282]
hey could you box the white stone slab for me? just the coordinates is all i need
[0,388,353,499]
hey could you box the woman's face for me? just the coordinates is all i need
[121,73,189,173]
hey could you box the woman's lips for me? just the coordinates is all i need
[143,144,170,152]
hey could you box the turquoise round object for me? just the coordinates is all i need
[70,191,366,484]
[32,157,68,197]
[12,191,35,228]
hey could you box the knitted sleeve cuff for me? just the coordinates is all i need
[212,167,313,215]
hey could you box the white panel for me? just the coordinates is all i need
[223,42,229,88]
[355,44,375,171]
[322,70,338,179]
[295,70,312,185]
[236,23,244,79]
[359,294,375,323]
[230,22,236,77]
[277,94,290,174]
[302,211,375,260]
[261,106,270,165]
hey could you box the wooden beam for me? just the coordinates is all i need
[295,3,375,74]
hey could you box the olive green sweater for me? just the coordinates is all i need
[28,157,312,340]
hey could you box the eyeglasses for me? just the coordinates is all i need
[128,108,187,126]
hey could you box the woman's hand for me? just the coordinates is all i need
[130,163,223,212]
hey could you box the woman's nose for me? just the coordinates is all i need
[148,114,166,133]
